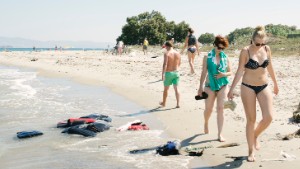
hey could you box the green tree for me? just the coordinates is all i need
[198,33,215,44]
[265,24,299,37]
[228,27,254,44]
[173,21,190,43]
[117,11,189,45]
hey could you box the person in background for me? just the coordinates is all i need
[160,41,181,108]
[181,28,200,74]
[143,38,149,55]
[117,40,124,56]
[228,26,279,162]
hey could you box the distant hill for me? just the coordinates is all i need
[0,37,114,48]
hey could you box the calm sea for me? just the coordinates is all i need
[0,48,105,52]
[0,65,191,169]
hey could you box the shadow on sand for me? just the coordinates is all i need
[118,106,178,117]
[181,134,246,169]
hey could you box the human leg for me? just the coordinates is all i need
[241,85,257,162]
[187,52,195,74]
[173,85,180,108]
[255,86,273,150]
[203,87,216,134]
[216,86,228,142]
[160,86,170,107]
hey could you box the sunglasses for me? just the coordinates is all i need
[215,46,224,50]
[255,43,266,46]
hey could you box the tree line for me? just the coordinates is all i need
[117,11,300,45]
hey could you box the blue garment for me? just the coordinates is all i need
[17,130,43,139]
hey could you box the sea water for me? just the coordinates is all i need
[0,65,191,169]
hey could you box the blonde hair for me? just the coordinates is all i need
[252,26,267,40]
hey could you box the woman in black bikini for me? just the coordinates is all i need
[181,28,200,74]
[228,26,279,162]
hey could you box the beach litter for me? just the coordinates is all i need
[293,102,300,123]
[30,58,38,61]
[116,120,149,131]
[217,143,240,148]
[261,151,296,162]
[282,128,300,140]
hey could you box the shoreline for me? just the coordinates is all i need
[1,50,300,168]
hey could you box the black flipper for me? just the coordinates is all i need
[62,126,96,137]
[86,123,110,132]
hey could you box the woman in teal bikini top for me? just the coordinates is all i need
[197,35,232,142]
[206,49,230,91]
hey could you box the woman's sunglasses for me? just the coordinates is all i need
[216,46,224,50]
[255,43,266,46]
[214,44,224,50]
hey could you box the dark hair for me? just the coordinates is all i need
[165,41,173,48]
[188,28,194,34]
[213,35,229,48]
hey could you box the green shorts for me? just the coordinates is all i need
[164,71,179,86]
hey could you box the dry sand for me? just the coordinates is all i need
[1,48,300,169]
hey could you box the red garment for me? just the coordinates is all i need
[128,124,149,131]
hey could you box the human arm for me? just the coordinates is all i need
[178,53,181,67]
[162,53,168,80]
[227,48,247,99]
[198,56,208,96]
[215,57,232,79]
[196,41,200,56]
[266,46,279,95]
[180,37,188,54]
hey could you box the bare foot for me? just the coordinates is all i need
[247,152,256,162]
[159,102,165,107]
[204,124,209,134]
[254,137,260,150]
[176,105,180,108]
[218,136,226,142]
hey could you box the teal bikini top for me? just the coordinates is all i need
[206,49,229,91]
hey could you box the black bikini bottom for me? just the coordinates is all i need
[242,82,268,94]
[188,47,196,53]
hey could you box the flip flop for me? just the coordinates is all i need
[195,92,208,100]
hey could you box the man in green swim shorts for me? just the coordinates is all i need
[160,41,181,108]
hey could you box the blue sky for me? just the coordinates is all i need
[0,0,299,43]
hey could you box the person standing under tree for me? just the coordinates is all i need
[143,38,149,55]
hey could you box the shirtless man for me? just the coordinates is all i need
[160,41,181,108]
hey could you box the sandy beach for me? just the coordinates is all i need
[1,49,300,169]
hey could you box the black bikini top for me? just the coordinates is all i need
[245,46,269,69]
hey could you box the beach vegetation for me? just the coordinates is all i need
[117,11,189,45]
[198,33,215,44]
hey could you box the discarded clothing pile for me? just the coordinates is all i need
[116,120,149,131]
[156,140,181,156]
[58,114,112,137]
[129,140,181,156]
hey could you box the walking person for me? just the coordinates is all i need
[117,40,124,56]
[160,41,181,108]
[227,26,279,162]
[181,28,200,74]
[197,35,232,142]
[143,38,149,55]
